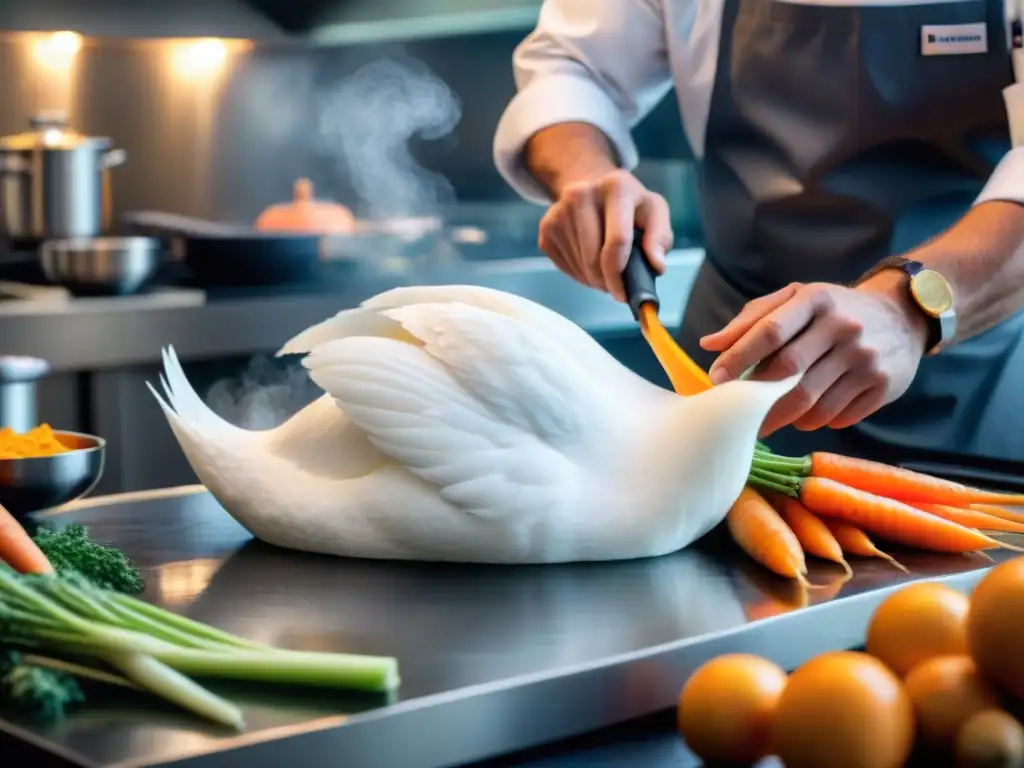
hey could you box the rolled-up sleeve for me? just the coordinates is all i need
[493,0,674,203]
[975,148,1024,206]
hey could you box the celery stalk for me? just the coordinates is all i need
[106,652,245,730]
[104,593,271,651]
[153,649,400,692]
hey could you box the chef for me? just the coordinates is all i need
[493,0,1024,461]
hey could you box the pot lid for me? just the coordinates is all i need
[0,111,112,151]
[254,179,356,235]
[0,356,50,384]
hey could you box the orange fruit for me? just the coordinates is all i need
[676,653,787,764]
[866,582,969,677]
[955,708,1024,768]
[905,655,1002,748]
[773,651,915,768]
[968,557,1024,699]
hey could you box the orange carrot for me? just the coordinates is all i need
[0,503,52,574]
[910,502,1024,535]
[822,519,909,574]
[808,452,1024,507]
[727,486,809,584]
[970,503,1024,525]
[768,493,853,578]
[799,477,1022,554]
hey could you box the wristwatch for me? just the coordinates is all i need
[855,256,957,355]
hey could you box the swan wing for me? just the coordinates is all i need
[276,285,651,399]
[302,301,606,519]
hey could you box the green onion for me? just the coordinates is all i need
[0,564,400,730]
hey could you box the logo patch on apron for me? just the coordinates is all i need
[921,23,988,56]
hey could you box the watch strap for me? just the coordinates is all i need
[855,255,923,285]
[854,256,944,354]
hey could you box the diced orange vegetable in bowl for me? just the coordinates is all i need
[0,424,73,459]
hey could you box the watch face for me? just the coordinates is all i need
[910,269,954,317]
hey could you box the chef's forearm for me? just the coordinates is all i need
[524,122,620,198]
[912,201,1024,342]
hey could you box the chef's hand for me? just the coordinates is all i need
[538,170,674,302]
[699,275,930,436]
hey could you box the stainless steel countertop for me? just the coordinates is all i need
[0,251,703,372]
[2,486,1013,768]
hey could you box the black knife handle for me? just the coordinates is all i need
[622,229,659,320]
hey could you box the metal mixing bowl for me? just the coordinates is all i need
[0,431,105,519]
[40,236,162,296]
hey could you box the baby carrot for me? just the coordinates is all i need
[910,502,1024,535]
[0,503,52,574]
[768,493,853,578]
[822,519,908,574]
[799,477,1021,554]
[727,486,809,584]
[808,453,1024,507]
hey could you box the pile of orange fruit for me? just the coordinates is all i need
[677,557,1024,767]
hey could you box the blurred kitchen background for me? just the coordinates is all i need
[0,0,706,495]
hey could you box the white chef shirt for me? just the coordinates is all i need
[493,0,1024,209]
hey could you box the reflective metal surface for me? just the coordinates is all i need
[0,250,703,372]
[0,431,106,518]
[40,237,162,296]
[2,488,1013,768]
[0,355,50,433]
[0,112,127,240]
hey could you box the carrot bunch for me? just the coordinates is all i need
[629,328,1024,583]
[729,447,1024,582]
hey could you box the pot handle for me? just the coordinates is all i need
[99,148,127,170]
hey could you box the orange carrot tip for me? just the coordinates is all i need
[0,503,52,575]
[797,476,1022,555]
[969,504,1024,525]
[875,550,910,574]
[832,557,854,580]
[727,487,809,582]
[910,502,1024,535]
[772,495,855,580]
[822,518,910,574]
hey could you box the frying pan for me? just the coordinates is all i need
[121,211,362,287]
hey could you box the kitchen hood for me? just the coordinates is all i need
[0,0,540,44]
[0,0,289,41]
[242,0,541,44]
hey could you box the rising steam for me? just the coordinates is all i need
[205,55,461,422]
[318,54,462,219]
[205,355,321,430]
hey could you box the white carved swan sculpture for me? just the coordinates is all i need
[149,285,797,563]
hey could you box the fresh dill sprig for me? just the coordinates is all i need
[33,523,144,594]
[0,650,84,723]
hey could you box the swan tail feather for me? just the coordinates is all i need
[150,346,242,438]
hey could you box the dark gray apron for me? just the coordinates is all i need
[678,0,1024,460]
